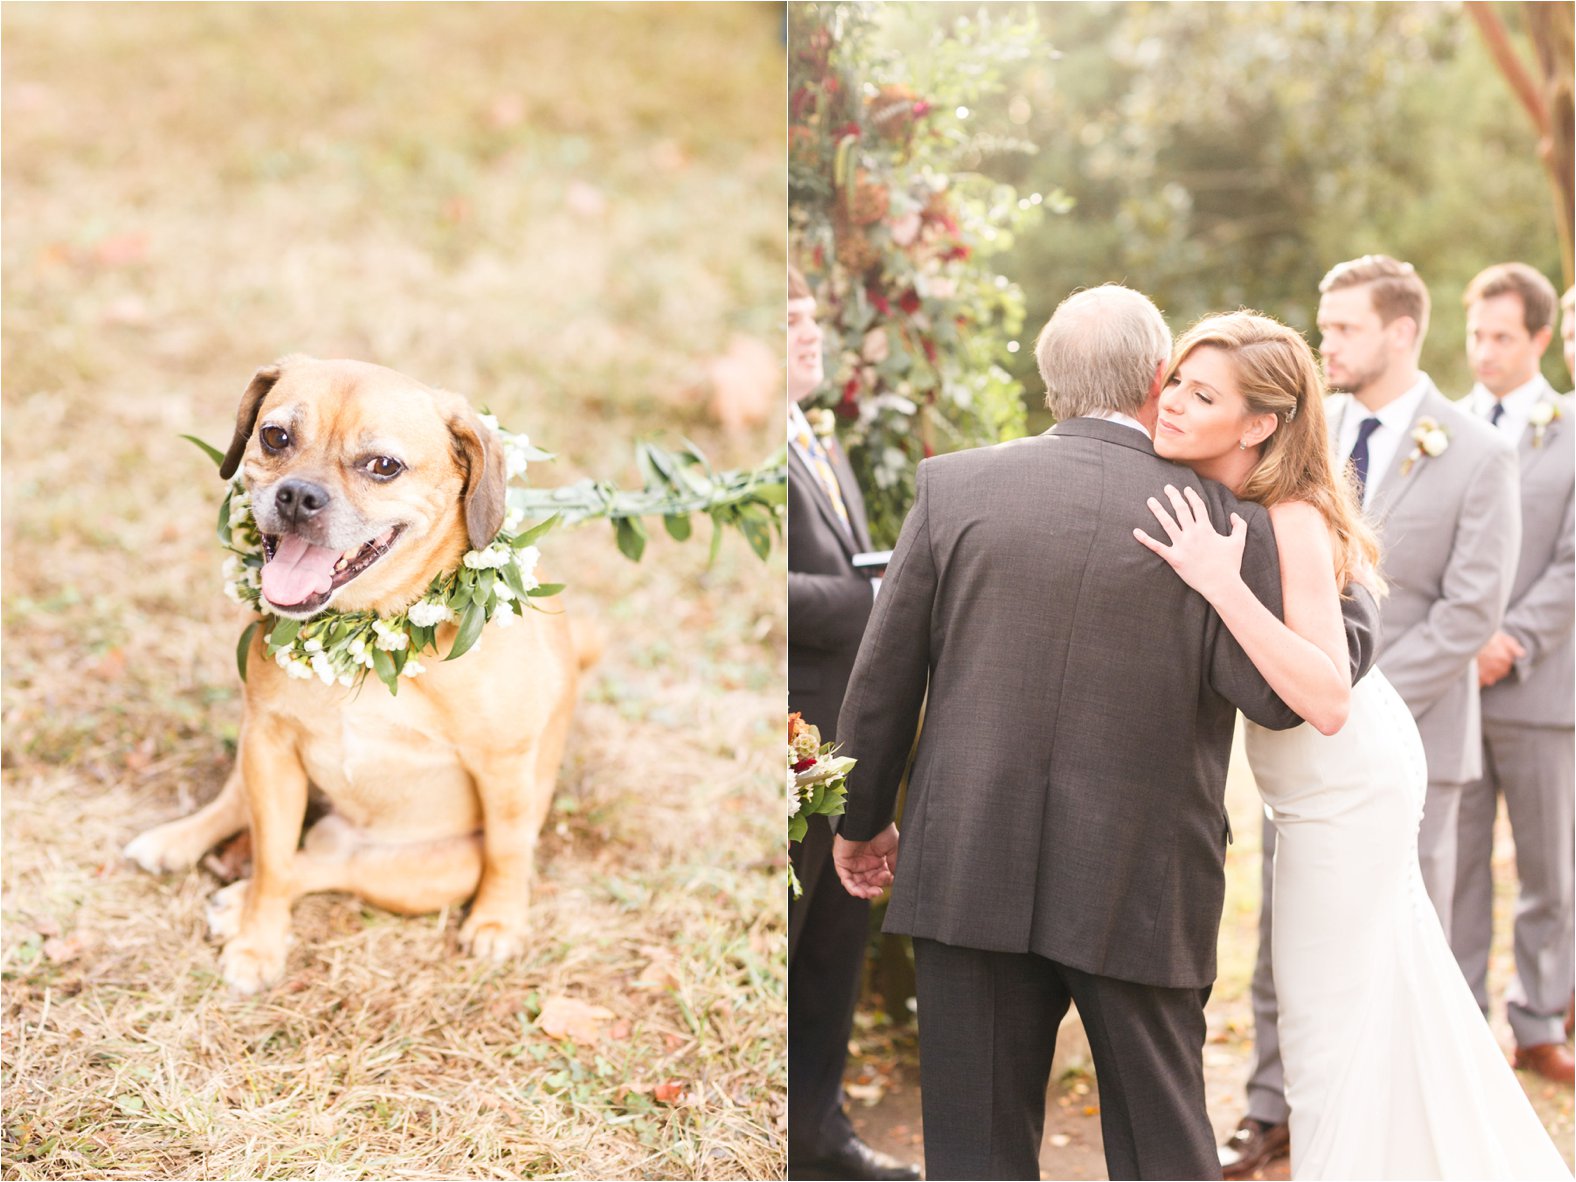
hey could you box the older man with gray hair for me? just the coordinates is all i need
[832,285,1378,1180]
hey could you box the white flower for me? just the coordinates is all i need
[1420,429,1448,457]
[492,601,517,628]
[371,620,410,651]
[478,413,500,432]
[788,772,802,818]
[285,658,314,681]
[505,444,530,480]
[224,580,246,604]
[463,546,512,570]
[505,506,526,531]
[494,581,516,600]
[514,545,541,589]
[275,649,293,668]
[407,601,454,627]
[302,638,323,653]
[401,659,426,678]
[1530,402,1557,428]
[889,210,922,246]
[348,636,366,658]
[310,653,336,685]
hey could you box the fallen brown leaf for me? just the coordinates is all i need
[536,996,616,1046]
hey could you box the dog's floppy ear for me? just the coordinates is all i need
[449,409,508,550]
[219,359,293,479]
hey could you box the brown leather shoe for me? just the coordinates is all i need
[1219,1117,1291,1180]
[1514,1041,1576,1086]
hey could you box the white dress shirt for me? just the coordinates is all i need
[1088,408,1151,437]
[1463,373,1553,445]
[1334,374,1430,508]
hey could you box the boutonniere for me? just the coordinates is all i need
[806,407,837,440]
[1400,417,1450,476]
[1529,400,1562,447]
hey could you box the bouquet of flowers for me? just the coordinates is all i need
[788,711,856,897]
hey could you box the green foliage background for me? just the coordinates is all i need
[897,0,1571,430]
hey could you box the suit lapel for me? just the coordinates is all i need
[1516,381,1563,480]
[1368,384,1446,519]
[789,444,860,558]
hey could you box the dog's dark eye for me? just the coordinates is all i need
[259,425,291,453]
[366,456,404,480]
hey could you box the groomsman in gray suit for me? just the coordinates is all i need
[1451,262,1574,1087]
[1220,255,1522,1178]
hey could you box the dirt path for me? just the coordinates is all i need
[841,732,1575,1179]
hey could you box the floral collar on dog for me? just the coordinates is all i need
[200,422,561,695]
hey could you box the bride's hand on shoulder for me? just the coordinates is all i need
[1134,483,1247,602]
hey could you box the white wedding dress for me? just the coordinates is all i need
[1245,668,1573,1180]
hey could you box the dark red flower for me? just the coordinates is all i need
[833,121,861,141]
[792,757,817,773]
[869,289,891,316]
[899,290,922,315]
[912,100,932,118]
[921,336,937,363]
[790,85,817,122]
[944,244,972,262]
[923,440,936,459]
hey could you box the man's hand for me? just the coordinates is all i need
[1477,630,1526,688]
[833,825,900,899]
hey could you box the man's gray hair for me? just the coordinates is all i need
[1034,285,1171,420]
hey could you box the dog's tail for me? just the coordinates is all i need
[568,616,605,672]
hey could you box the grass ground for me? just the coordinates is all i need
[847,729,1576,1179]
[2,5,787,1179]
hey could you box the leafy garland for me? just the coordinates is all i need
[187,428,788,696]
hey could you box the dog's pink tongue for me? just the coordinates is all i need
[261,535,338,606]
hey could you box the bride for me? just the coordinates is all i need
[1134,311,1571,1180]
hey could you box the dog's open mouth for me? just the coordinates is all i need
[260,525,405,614]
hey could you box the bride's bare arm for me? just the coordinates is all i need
[1135,485,1351,734]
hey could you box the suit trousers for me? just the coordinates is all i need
[913,938,1219,1181]
[1451,720,1576,1049]
[788,816,870,1161]
[1246,784,1464,1125]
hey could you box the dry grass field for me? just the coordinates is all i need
[2,5,787,1179]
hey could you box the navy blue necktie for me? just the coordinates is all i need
[1348,416,1383,503]
[1489,401,1506,427]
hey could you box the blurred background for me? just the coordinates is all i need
[790,2,1574,1175]
[3,5,785,1179]
[792,0,1572,543]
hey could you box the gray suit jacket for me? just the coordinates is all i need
[1482,381,1575,729]
[837,419,1380,990]
[1328,380,1521,781]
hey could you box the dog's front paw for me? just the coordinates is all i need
[219,935,286,995]
[124,824,203,875]
[459,912,528,962]
[205,880,249,943]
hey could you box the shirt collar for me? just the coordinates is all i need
[1087,408,1151,436]
[1361,372,1430,432]
[1466,373,1550,419]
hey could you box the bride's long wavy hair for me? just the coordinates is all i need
[1168,311,1384,594]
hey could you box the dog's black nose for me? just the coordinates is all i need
[274,479,331,525]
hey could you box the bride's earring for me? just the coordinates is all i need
[1239,439,1248,450]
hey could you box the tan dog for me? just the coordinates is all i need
[125,357,585,994]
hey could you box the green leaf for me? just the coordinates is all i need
[371,647,399,694]
[789,815,808,843]
[180,434,226,468]
[516,514,561,546]
[267,617,301,652]
[708,512,725,566]
[752,481,788,507]
[500,561,528,600]
[635,442,663,490]
[446,600,487,662]
[526,582,565,598]
[738,508,773,561]
[216,492,232,544]
[614,516,647,562]
[663,513,692,542]
[236,621,259,682]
